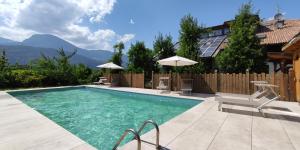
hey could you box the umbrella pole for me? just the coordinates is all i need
[110,69,112,83]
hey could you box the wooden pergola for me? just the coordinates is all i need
[282,36,300,102]
[267,52,293,73]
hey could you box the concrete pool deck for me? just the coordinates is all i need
[1,85,300,150]
[0,88,97,150]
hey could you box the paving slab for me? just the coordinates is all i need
[207,106,252,150]
[252,113,295,150]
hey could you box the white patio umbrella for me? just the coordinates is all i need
[157,55,198,67]
[96,62,123,82]
[157,56,198,90]
[96,62,123,69]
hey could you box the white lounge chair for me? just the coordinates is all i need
[216,84,280,117]
[93,77,111,85]
[216,81,269,101]
[181,79,193,95]
[157,77,170,93]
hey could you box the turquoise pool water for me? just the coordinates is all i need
[9,87,200,150]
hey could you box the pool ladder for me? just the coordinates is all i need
[112,120,160,150]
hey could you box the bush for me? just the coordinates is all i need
[74,64,92,84]
[89,69,103,82]
[10,70,44,87]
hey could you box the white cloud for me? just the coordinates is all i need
[0,0,134,51]
[129,18,135,25]
[118,34,135,43]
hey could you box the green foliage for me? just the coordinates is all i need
[110,42,124,66]
[215,2,267,73]
[127,41,154,73]
[0,51,8,71]
[10,70,44,87]
[89,69,103,82]
[31,48,78,85]
[153,33,176,72]
[0,51,11,88]
[74,64,92,84]
[177,14,205,73]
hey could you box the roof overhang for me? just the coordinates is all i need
[267,52,293,62]
[282,36,300,52]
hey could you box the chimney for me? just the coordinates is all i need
[274,12,284,29]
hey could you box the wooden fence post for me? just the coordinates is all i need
[279,71,287,101]
[169,71,172,91]
[246,69,250,95]
[288,69,296,101]
[151,71,154,89]
[130,71,133,87]
[214,70,218,93]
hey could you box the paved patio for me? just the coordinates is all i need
[0,87,97,150]
[1,86,300,150]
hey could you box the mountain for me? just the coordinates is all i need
[0,45,103,67]
[0,37,21,45]
[0,34,128,68]
[22,34,114,61]
[23,34,77,51]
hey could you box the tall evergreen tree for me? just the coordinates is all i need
[0,51,8,71]
[153,33,176,72]
[111,42,124,66]
[216,2,267,73]
[0,50,10,88]
[127,41,154,73]
[177,14,205,73]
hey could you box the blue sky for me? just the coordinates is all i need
[0,0,299,52]
[105,0,300,50]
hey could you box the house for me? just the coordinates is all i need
[197,13,300,72]
[282,35,300,102]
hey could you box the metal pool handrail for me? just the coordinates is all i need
[136,120,160,149]
[112,128,141,150]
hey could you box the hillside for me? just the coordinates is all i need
[0,34,128,68]
[0,45,103,68]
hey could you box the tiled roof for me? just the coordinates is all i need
[257,20,300,45]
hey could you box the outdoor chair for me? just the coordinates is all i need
[181,79,193,95]
[93,77,111,85]
[157,77,170,93]
[216,81,269,100]
[216,84,280,117]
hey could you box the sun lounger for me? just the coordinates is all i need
[216,81,269,100]
[216,84,280,117]
[93,77,111,85]
[181,79,193,95]
[157,77,170,93]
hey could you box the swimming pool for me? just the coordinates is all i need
[9,87,201,150]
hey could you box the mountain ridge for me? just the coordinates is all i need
[0,34,127,68]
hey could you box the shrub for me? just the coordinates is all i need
[10,70,44,87]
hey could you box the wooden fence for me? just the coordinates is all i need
[105,72,144,88]
[152,69,297,102]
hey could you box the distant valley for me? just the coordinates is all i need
[0,34,127,68]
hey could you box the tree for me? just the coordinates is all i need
[215,2,267,73]
[153,33,176,72]
[177,14,205,73]
[127,41,154,74]
[32,48,78,85]
[0,50,10,88]
[111,42,124,66]
[0,50,8,71]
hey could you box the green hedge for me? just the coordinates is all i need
[10,70,44,87]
